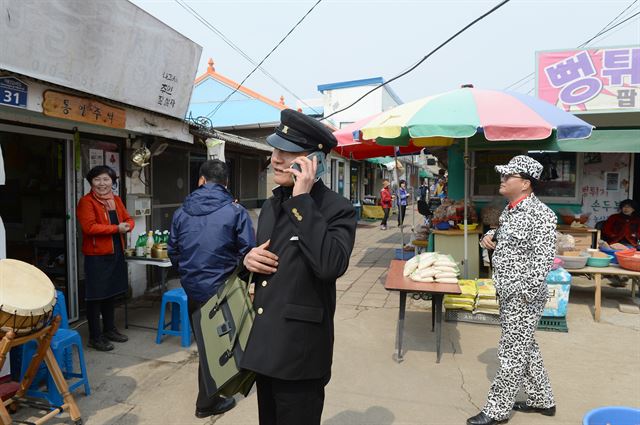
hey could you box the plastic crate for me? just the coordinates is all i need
[537,316,568,333]
[445,309,500,326]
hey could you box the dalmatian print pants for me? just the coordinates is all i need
[482,294,555,421]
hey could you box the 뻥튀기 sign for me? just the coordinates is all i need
[536,46,639,112]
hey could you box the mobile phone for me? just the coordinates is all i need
[290,151,326,181]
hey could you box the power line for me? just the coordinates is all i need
[504,1,640,92]
[206,0,323,120]
[321,0,512,121]
[578,0,638,47]
[580,8,640,47]
[174,0,322,116]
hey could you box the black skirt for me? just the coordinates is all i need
[84,210,128,301]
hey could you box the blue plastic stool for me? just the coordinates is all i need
[20,291,90,406]
[156,288,191,347]
[21,290,70,387]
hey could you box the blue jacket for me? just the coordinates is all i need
[397,188,408,206]
[168,183,255,302]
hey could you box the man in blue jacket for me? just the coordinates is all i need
[168,159,255,419]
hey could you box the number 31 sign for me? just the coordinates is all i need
[0,77,28,109]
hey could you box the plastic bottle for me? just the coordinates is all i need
[162,230,170,244]
[135,233,146,256]
[146,230,155,257]
[544,258,572,317]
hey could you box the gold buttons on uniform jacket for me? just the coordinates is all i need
[291,208,303,221]
[257,307,264,315]
[261,281,268,287]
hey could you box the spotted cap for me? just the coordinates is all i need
[495,155,543,180]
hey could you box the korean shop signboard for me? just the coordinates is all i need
[0,0,202,120]
[536,46,639,112]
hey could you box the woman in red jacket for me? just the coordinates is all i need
[77,166,134,351]
[380,179,393,230]
[602,199,640,247]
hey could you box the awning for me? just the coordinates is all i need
[208,130,273,153]
[366,156,395,165]
[467,129,640,153]
[419,169,434,178]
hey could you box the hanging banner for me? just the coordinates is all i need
[205,138,225,161]
[536,46,640,112]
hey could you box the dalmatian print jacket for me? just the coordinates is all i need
[483,194,557,302]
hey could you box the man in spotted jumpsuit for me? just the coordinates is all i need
[467,155,557,425]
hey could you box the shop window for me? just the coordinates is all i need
[473,151,522,197]
[528,151,580,200]
[472,151,582,203]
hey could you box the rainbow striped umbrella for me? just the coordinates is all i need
[357,87,593,278]
[360,87,593,145]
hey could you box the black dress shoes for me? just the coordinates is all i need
[513,401,556,416]
[104,328,129,343]
[88,337,114,352]
[195,396,236,418]
[467,412,508,425]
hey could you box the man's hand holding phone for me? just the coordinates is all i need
[284,154,318,197]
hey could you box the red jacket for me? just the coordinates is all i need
[602,213,640,246]
[77,193,135,256]
[380,187,393,208]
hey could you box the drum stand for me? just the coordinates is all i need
[0,317,82,425]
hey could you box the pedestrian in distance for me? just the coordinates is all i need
[77,165,134,352]
[417,177,430,222]
[396,179,410,227]
[241,109,357,425]
[168,159,256,419]
[468,155,557,425]
[380,179,393,230]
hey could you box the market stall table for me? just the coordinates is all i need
[384,260,461,363]
[556,224,599,250]
[124,256,172,329]
[566,264,640,322]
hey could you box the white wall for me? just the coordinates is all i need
[322,86,382,129]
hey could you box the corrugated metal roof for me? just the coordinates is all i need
[209,130,273,153]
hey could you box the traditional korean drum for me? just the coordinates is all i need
[0,259,56,335]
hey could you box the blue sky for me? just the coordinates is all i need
[130,0,640,108]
